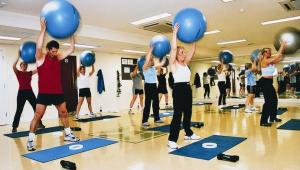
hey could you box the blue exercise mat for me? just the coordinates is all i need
[150,112,174,118]
[76,115,120,123]
[277,108,288,115]
[170,135,246,160]
[23,138,117,163]
[278,119,300,131]
[4,126,64,138]
[148,122,204,133]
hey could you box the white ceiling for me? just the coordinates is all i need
[0,0,299,64]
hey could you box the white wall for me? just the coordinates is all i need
[0,43,144,125]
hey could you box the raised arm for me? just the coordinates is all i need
[58,36,75,60]
[13,55,19,74]
[77,66,80,77]
[32,69,37,75]
[170,23,179,66]
[142,46,154,71]
[217,61,224,74]
[89,64,95,76]
[185,42,196,64]
[36,18,46,62]
[266,41,286,65]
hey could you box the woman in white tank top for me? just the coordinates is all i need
[259,42,286,127]
[167,23,200,149]
[75,65,95,119]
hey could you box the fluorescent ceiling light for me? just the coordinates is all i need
[0,35,21,41]
[229,63,236,65]
[131,13,171,25]
[63,43,97,49]
[122,49,146,54]
[261,16,300,25]
[204,30,221,35]
[211,60,220,63]
[221,0,234,2]
[217,39,246,45]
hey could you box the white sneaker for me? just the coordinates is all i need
[64,133,80,142]
[251,107,259,111]
[27,140,36,151]
[184,134,201,140]
[218,105,223,109]
[89,112,96,117]
[74,115,80,120]
[245,108,252,113]
[142,122,150,127]
[167,141,178,149]
[155,119,164,123]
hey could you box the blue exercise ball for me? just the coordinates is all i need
[137,56,146,72]
[250,49,261,62]
[41,0,80,39]
[150,35,171,58]
[219,50,234,64]
[207,67,216,76]
[80,51,95,67]
[19,41,36,63]
[173,8,207,43]
[274,27,300,55]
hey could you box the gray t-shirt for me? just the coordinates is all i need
[131,73,143,89]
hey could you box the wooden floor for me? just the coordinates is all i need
[1,100,300,170]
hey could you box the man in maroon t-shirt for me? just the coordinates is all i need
[27,18,79,151]
[12,55,45,133]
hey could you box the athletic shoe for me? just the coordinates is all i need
[270,118,282,123]
[167,141,178,149]
[245,108,252,113]
[251,106,259,111]
[64,133,80,142]
[12,128,17,133]
[184,134,201,140]
[142,122,150,127]
[260,122,272,127]
[155,119,164,123]
[27,140,36,151]
[74,115,80,120]
[38,122,46,129]
[128,109,134,115]
[89,112,96,118]
[218,105,224,109]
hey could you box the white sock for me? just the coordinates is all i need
[28,132,35,141]
[64,127,71,135]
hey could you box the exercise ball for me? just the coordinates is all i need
[150,35,171,58]
[80,51,95,67]
[19,41,36,63]
[137,56,146,72]
[219,50,233,64]
[173,8,207,43]
[274,27,300,55]
[207,67,216,76]
[41,0,80,39]
[250,49,261,62]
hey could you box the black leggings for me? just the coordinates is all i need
[169,83,193,142]
[204,84,210,98]
[218,81,226,105]
[142,83,160,123]
[260,78,278,123]
[12,90,36,128]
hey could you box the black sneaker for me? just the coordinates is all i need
[270,118,282,123]
[260,122,272,127]
[38,122,46,129]
[12,128,17,133]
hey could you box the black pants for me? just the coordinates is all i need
[142,83,160,123]
[169,83,193,142]
[204,84,210,98]
[12,90,36,128]
[218,81,226,105]
[260,78,278,123]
